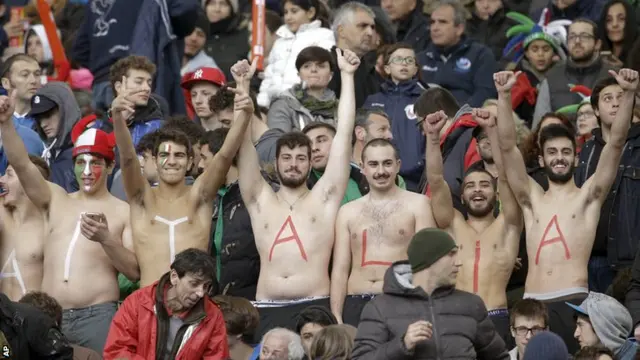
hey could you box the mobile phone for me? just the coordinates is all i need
[85,212,104,223]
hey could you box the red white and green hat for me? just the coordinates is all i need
[503,8,571,63]
[557,85,592,114]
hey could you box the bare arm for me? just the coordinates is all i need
[494,72,540,208]
[584,69,637,204]
[330,206,352,324]
[414,195,436,231]
[423,112,455,229]
[313,49,360,205]
[0,100,51,210]
[193,90,251,203]
[111,85,151,205]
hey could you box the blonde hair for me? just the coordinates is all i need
[309,325,354,360]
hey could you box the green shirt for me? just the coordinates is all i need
[213,187,229,282]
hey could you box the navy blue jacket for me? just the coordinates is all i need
[575,124,640,267]
[363,79,427,192]
[417,37,498,108]
[530,0,608,23]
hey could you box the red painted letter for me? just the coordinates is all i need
[473,240,480,294]
[535,214,571,265]
[269,216,308,261]
[361,230,393,267]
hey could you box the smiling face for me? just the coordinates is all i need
[595,84,623,127]
[155,142,193,185]
[0,166,26,206]
[539,137,577,184]
[73,154,112,194]
[362,144,400,192]
[461,170,496,218]
[276,146,311,189]
[116,69,152,106]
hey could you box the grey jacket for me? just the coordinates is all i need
[266,89,337,133]
[352,262,509,360]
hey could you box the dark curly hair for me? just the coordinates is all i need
[109,55,156,95]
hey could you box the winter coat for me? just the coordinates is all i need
[466,7,514,62]
[103,273,229,360]
[395,7,431,52]
[363,79,427,192]
[327,46,381,109]
[352,262,509,360]
[205,14,251,82]
[257,20,335,107]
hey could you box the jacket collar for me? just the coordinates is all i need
[380,79,425,96]
[152,272,207,323]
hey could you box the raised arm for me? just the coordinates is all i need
[473,109,522,229]
[494,71,541,208]
[584,69,637,204]
[0,93,51,210]
[423,111,455,229]
[330,205,352,324]
[193,60,256,204]
[112,77,151,205]
[313,49,360,204]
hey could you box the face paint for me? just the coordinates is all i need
[161,143,171,167]
[74,154,105,192]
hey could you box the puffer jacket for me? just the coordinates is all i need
[257,20,335,107]
[352,262,509,360]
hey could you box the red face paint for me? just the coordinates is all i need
[473,239,481,293]
[534,214,571,265]
[73,154,105,192]
[360,229,393,267]
[268,216,307,262]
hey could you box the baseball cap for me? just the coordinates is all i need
[28,94,58,117]
[180,67,226,90]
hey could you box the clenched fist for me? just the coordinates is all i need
[493,71,521,94]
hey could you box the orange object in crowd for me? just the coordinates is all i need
[251,0,266,71]
[36,0,70,83]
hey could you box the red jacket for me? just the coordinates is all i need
[103,276,229,360]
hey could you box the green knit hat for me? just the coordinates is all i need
[407,228,457,273]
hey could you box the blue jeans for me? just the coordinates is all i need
[92,81,114,114]
[61,302,117,354]
[588,256,616,293]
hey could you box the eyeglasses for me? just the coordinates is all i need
[513,326,545,336]
[577,110,595,119]
[389,56,416,65]
[567,33,595,43]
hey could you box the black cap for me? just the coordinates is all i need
[472,126,487,141]
[28,94,57,117]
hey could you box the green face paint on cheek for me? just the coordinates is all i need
[74,154,106,191]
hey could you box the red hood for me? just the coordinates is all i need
[440,113,478,146]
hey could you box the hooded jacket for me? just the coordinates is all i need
[574,124,640,266]
[26,25,71,83]
[364,79,427,192]
[35,82,82,192]
[351,262,509,360]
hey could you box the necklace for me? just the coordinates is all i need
[278,191,309,210]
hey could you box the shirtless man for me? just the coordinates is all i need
[494,69,637,353]
[237,49,360,337]
[0,155,49,300]
[330,138,435,326]
[424,108,522,347]
[112,64,253,286]
[0,94,138,354]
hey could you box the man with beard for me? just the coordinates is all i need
[237,49,360,338]
[494,69,636,354]
[330,138,435,327]
[425,108,522,347]
[112,59,253,287]
[0,95,138,353]
[533,19,616,126]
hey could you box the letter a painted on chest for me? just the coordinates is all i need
[535,214,571,265]
[269,216,308,262]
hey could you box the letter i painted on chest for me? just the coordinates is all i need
[269,216,308,261]
[535,214,571,265]
[360,230,393,267]
[473,239,480,294]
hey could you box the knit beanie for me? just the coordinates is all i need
[522,332,569,360]
[407,228,457,273]
[195,8,210,38]
[204,0,239,15]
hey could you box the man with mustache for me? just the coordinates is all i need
[424,108,522,348]
[237,49,360,339]
[0,94,138,353]
[330,138,435,326]
[494,68,637,354]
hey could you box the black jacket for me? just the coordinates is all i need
[328,46,381,109]
[466,7,514,62]
[205,15,251,82]
[396,7,431,53]
[352,262,509,360]
[0,293,73,359]
[575,124,640,267]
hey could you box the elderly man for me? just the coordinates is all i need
[260,328,305,360]
[352,228,508,359]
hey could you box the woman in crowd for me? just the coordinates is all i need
[309,325,355,360]
[599,0,638,65]
[204,0,251,81]
[213,295,261,360]
[466,0,513,62]
[519,112,575,190]
[257,0,334,107]
[267,46,338,132]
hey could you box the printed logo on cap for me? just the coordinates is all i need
[194,69,203,79]
[34,96,40,104]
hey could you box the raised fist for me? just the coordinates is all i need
[423,110,448,135]
[230,59,258,89]
[472,108,496,128]
[336,48,361,74]
[0,92,15,125]
[493,71,521,94]
[609,68,639,92]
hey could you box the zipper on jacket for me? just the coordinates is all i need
[428,297,442,360]
[168,313,207,359]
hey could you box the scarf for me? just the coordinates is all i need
[291,84,338,119]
